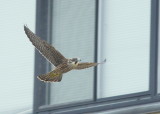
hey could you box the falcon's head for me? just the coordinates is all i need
[68,58,81,65]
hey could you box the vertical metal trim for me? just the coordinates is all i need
[94,0,99,101]
[149,0,159,96]
[33,0,52,113]
[157,0,160,95]
[96,0,103,99]
[45,0,53,106]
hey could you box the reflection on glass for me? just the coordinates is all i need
[49,0,95,105]
[98,0,151,98]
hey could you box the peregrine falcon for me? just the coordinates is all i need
[24,25,106,82]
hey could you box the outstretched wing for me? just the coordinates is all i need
[24,25,67,66]
[75,59,106,70]
[37,72,63,82]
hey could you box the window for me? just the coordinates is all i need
[97,0,150,98]
[49,0,96,106]
[34,0,160,114]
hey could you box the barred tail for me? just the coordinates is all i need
[37,72,63,82]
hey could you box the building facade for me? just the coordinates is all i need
[33,0,160,114]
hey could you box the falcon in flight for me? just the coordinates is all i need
[24,25,106,82]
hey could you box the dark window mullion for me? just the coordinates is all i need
[94,0,99,101]
[149,0,159,96]
[33,0,52,113]
[45,0,53,105]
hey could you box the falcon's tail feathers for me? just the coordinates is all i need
[37,72,62,82]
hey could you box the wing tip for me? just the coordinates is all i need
[23,25,34,40]
[24,24,28,29]
[99,59,107,64]
[24,24,29,34]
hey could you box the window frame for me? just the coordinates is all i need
[33,0,160,114]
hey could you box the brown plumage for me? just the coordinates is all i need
[24,25,106,82]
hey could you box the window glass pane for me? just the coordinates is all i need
[0,1,35,113]
[49,0,95,105]
[98,0,151,98]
